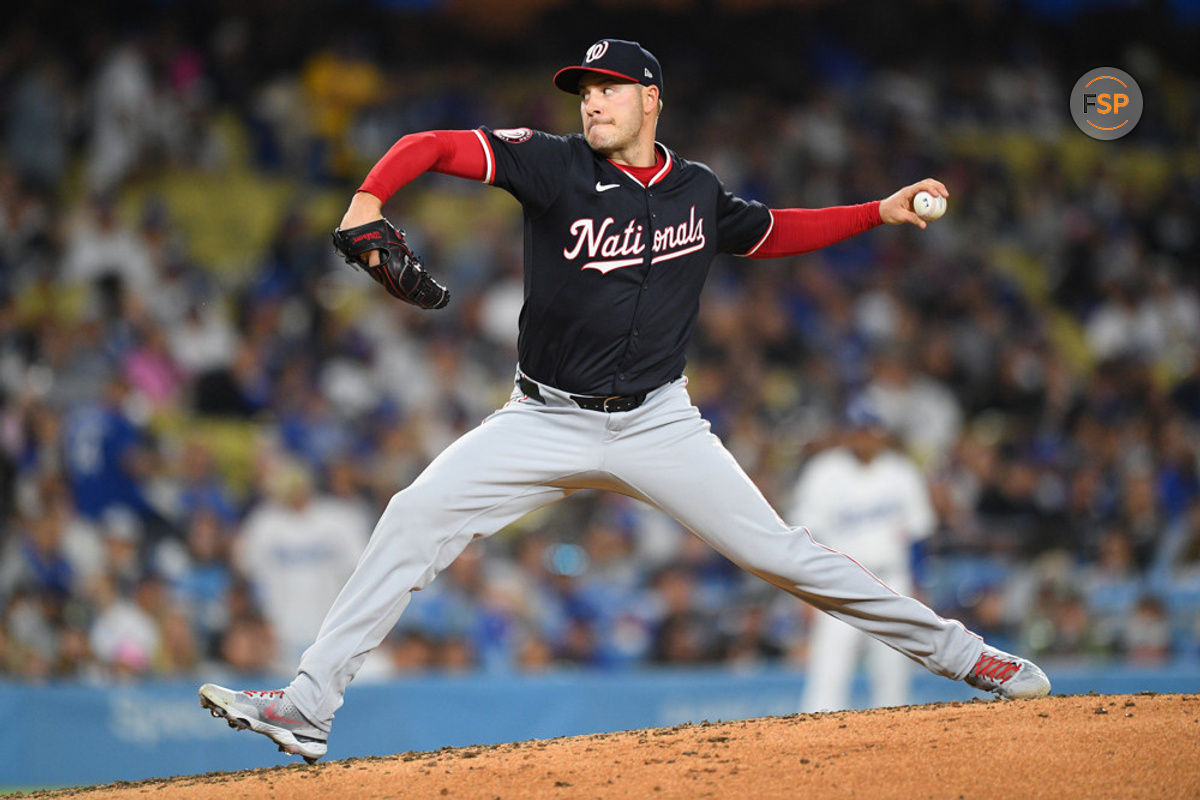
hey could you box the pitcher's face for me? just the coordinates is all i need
[579,76,650,156]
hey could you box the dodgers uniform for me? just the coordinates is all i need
[790,441,936,710]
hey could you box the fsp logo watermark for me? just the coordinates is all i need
[1070,67,1143,140]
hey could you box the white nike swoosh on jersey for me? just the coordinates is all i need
[595,182,620,192]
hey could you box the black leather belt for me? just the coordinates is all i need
[518,376,646,413]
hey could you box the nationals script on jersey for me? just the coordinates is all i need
[563,205,707,273]
[473,127,772,397]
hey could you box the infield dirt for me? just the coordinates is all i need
[17,693,1200,799]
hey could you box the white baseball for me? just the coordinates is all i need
[913,190,946,221]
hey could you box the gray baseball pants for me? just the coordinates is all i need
[286,374,983,731]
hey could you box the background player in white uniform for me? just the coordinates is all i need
[197,39,1050,763]
[791,396,935,711]
[236,459,371,674]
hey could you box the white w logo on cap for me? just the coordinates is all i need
[585,41,609,63]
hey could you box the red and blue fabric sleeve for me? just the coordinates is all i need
[476,128,574,213]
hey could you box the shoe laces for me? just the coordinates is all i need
[971,651,1021,684]
[244,689,286,698]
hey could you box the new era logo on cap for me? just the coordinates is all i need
[554,39,663,95]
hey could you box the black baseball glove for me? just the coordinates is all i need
[331,218,450,310]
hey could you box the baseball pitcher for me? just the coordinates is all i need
[199,40,1049,763]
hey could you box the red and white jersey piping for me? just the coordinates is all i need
[609,142,673,188]
[740,209,775,257]
[472,129,496,184]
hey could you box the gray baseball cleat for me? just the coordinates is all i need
[199,683,328,763]
[964,644,1051,699]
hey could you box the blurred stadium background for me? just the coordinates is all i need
[2,0,1199,788]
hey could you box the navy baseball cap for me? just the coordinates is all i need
[554,39,663,95]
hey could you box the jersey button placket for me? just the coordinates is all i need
[614,187,653,395]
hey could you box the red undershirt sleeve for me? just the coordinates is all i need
[745,201,883,259]
[357,130,489,203]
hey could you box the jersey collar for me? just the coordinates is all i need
[607,142,673,188]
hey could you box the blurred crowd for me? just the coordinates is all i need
[2,1,1200,685]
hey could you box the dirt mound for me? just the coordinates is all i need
[20,693,1199,799]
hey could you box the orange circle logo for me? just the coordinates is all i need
[1070,68,1142,140]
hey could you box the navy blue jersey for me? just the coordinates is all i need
[475,127,772,396]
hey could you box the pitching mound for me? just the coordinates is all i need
[20,693,1199,799]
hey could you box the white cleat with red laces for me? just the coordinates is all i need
[964,645,1052,700]
[199,683,328,763]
